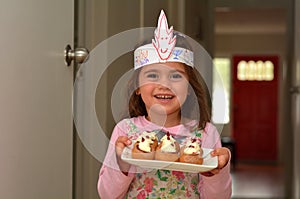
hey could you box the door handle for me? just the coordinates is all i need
[64,44,89,66]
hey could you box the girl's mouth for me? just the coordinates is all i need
[154,95,174,100]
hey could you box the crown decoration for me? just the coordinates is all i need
[134,10,194,70]
[152,10,176,60]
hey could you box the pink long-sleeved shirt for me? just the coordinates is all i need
[98,116,232,199]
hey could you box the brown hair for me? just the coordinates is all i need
[127,64,212,130]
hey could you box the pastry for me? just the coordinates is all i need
[141,131,158,149]
[155,132,180,162]
[179,138,203,164]
[131,133,157,160]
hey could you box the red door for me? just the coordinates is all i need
[232,55,278,161]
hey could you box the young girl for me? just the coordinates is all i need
[98,10,232,199]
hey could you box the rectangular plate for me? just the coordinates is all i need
[121,146,218,173]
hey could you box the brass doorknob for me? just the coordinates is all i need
[64,44,89,66]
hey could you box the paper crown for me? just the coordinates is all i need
[134,10,194,70]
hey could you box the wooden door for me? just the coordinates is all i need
[232,55,278,161]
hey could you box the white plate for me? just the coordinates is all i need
[121,146,218,173]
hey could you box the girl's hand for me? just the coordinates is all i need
[115,136,132,174]
[115,136,132,158]
[201,147,230,177]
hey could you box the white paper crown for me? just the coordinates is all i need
[134,10,194,70]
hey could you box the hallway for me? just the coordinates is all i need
[231,163,285,199]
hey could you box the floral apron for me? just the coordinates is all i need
[124,119,202,199]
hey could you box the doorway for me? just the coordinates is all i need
[214,5,288,198]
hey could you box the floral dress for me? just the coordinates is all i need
[124,119,203,199]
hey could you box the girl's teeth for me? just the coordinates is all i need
[156,95,172,99]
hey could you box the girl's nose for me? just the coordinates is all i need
[157,76,171,89]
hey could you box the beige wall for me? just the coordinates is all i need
[215,34,286,56]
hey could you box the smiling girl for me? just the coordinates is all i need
[97,10,232,199]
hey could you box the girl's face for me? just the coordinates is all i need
[137,62,189,118]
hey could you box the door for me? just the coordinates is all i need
[0,0,73,198]
[232,55,278,161]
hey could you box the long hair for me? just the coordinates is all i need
[127,68,147,117]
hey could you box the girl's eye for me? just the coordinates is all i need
[146,73,159,80]
[170,73,183,80]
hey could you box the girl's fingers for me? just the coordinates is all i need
[210,147,230,169]
[115,136,132,172]
[116,136,132,146]
[115,136,132,157]
[210,147,229,157]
